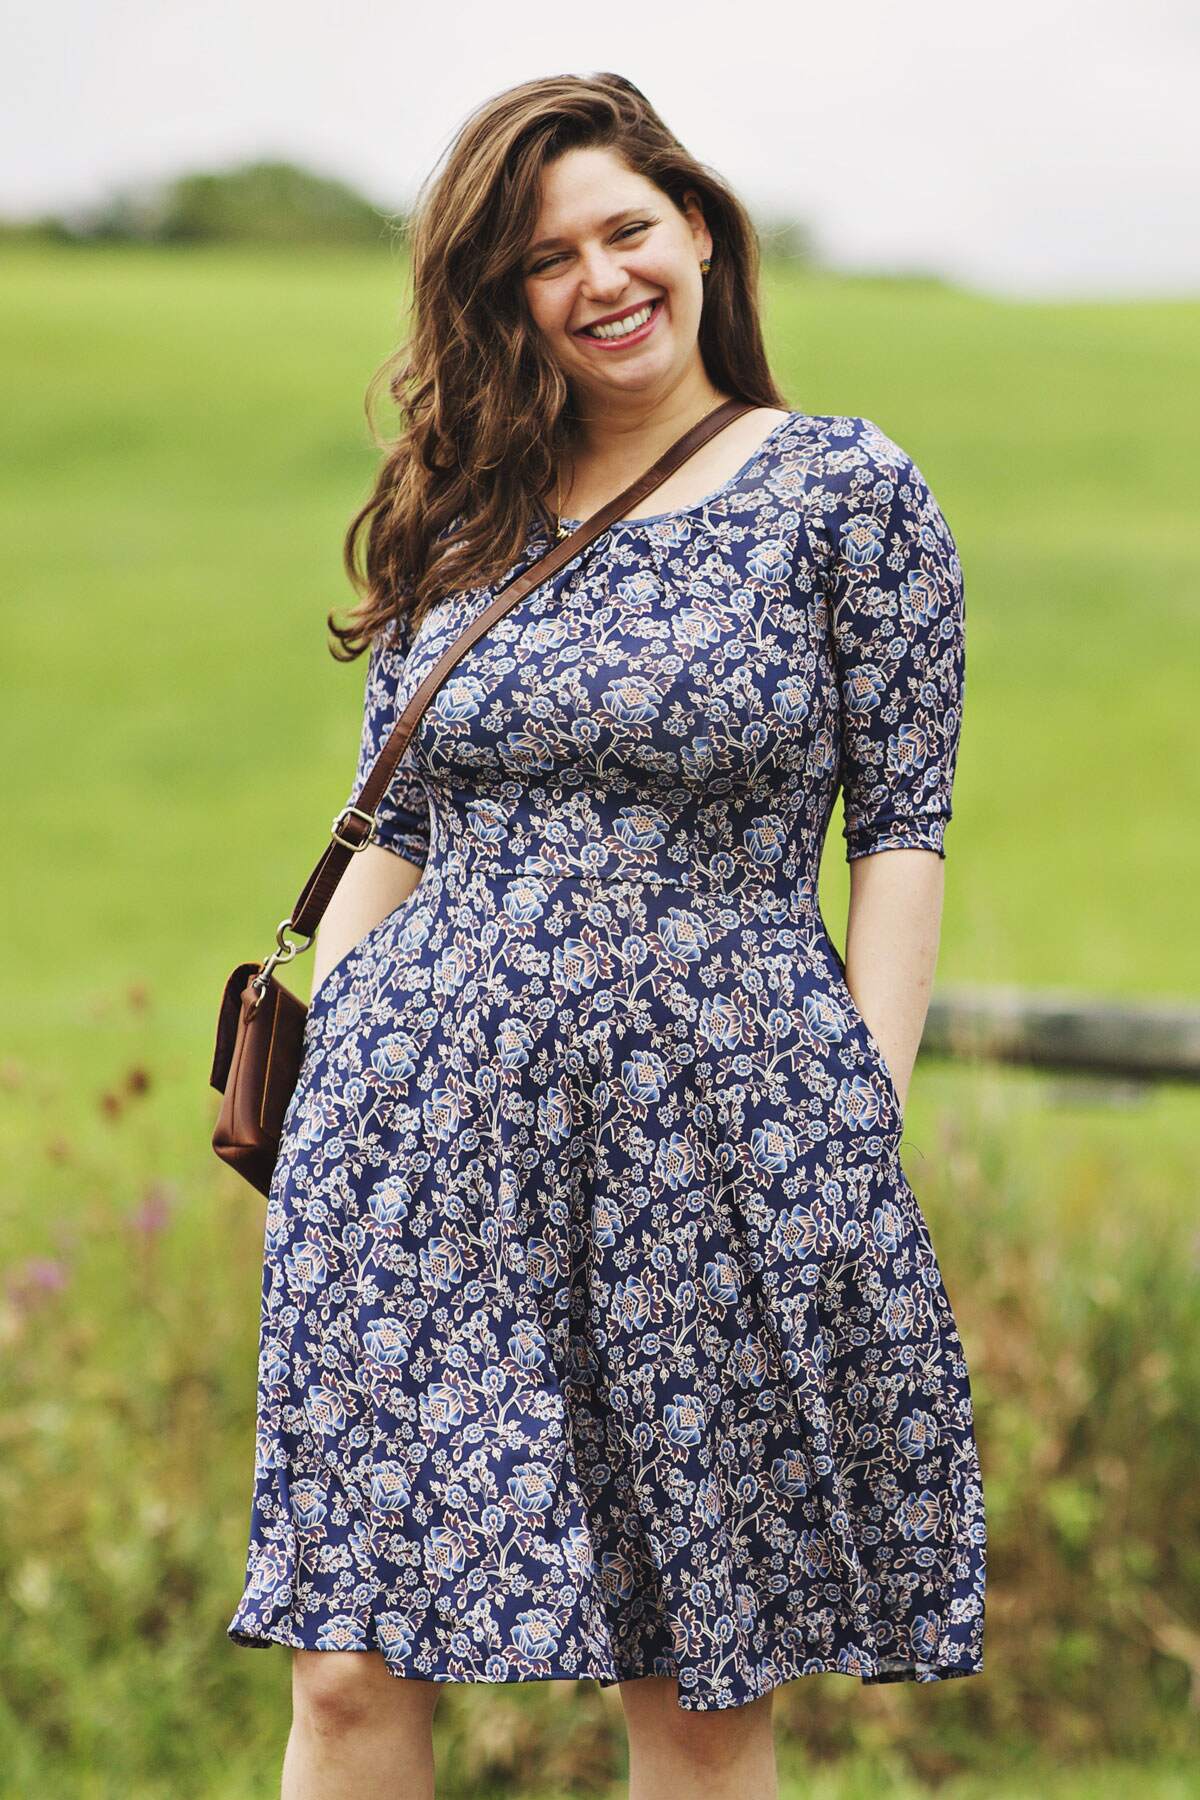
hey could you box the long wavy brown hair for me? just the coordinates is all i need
[328,72,789,661]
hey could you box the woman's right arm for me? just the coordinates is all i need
[310,844,423,996]
[309,624,432,996]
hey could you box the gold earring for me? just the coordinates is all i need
[700,255,712,275]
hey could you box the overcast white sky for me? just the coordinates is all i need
[3,0,1197,299]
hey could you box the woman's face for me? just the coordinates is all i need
[519,144,713,411]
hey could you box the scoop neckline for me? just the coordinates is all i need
[555,409,803,530]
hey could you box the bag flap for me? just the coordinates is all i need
[210,962,262,1092]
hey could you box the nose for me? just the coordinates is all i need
[577,247,630,298]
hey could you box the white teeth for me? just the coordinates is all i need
[581,301,655,340]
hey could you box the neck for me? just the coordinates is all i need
[567,375,730,472]
[553,378,732,530]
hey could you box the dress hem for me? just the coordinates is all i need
[227,1620,982,1707]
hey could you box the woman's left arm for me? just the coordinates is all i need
[844,848,945,1115]
[823,417,967,1115]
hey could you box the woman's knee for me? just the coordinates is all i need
[291,1650,441,1736]
[621,1676,774,1769]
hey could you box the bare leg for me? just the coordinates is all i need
[618,1675,778,1800]
[281,1650,442,1800]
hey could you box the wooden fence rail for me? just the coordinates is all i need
[921,986,1200,1084]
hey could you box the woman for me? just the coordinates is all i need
[229,72,985,1800]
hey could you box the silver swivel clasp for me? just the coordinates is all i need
[249,918,316,1012]
[247,804,378,1013]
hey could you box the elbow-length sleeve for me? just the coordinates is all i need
[346,614,431,870]
[821,418,966,861]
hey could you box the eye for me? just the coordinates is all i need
[527,219,653,276]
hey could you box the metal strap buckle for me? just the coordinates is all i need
[331,805,379,852]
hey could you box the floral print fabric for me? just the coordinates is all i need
[228,411,985,1709]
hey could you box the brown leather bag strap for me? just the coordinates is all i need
[285,396,757,944]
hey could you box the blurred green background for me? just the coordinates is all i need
[1,227,1198,1797]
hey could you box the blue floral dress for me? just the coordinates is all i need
[228,410,986,1709]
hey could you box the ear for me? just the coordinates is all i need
[679,188,713,263]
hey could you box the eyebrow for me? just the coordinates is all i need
[525,209,644,256]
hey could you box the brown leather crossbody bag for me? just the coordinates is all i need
[209,397,756,1195]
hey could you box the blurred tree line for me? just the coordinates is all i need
[0,157,822,264]
[0,158,403,248]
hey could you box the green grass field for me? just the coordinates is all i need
[4,246,1198,1045]
[1,244,1198,1795]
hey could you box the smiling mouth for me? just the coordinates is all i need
[573,297,663,343]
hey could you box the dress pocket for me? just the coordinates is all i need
[852,1002,904,1130]
[308,886,425,1016]
[823,945,905,1132]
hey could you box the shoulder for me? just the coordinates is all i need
[785,415,961,602]
[789,413,955,553]
[785,412,923,490]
